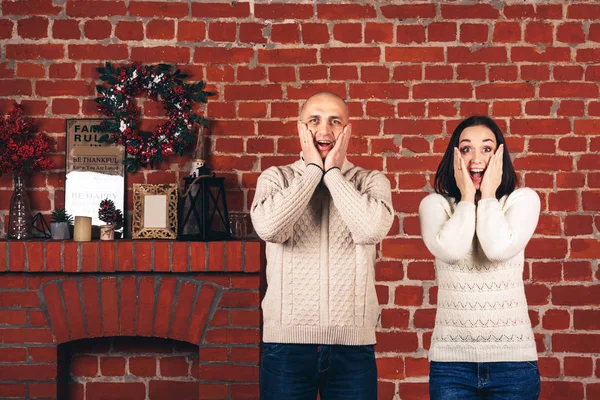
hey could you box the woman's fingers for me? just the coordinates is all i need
[489,144,502,179]
[497,144,504,172]
[461,156,474,188]
[454,148,461,172]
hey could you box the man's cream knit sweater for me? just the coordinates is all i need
[251,159,393,345]
[419,188,540,362]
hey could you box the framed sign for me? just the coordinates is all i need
[65,119,125,231]
[131,184,178,239]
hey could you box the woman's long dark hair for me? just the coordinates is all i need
[434,116,518,202]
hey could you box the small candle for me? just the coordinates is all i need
[73,216,92,242]
[189,159,205,176]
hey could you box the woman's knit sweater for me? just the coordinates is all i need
[419,187,540,362]
[251,159,393,345]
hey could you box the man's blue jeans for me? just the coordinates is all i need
[259,343,377,400]
[429,361,540,400]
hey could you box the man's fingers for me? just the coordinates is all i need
[344,126,352,150]
[341,130,349,150]
[298,122,313,148]
[331,129,347,154]
[343,123,352,143]
[297,121,306,143]
[298,121,307,135]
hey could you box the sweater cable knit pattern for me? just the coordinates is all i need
[251,158,393,345]
[419,187,540,362]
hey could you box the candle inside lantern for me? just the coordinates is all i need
[190,125,208,177]
[189,159,206,177]
[195,124,205,160]
[73,216,92,242]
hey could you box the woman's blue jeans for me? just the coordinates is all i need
[259,343,377,400]
[429,361,540,400]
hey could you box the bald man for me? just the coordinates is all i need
[251,92,394,399]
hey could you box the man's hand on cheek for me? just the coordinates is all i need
[298,121,323,169]
[324,123,351,171]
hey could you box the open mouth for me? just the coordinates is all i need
[469,168,485,181]
[315,139,334,152]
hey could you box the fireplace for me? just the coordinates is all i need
[0,240,264,400]
[59,337,200,400]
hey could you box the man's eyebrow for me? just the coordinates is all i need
[306,114,344,121]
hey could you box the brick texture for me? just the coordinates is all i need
[0,1,599,398]
[65,337,199,400]
[0,241,262,400]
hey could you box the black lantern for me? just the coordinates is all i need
[178,165,231,241]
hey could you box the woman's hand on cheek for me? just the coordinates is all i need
[454,148,476,203]
[480,144,504,199]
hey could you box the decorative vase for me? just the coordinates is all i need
[8,172,31,240]
[50,222,71,240]
[100,224,115,240]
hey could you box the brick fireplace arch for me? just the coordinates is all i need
[40,276,220,345]
[0,240,264,400]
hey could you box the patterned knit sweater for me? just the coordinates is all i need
[419,188,540,362]
[251,159,393,345]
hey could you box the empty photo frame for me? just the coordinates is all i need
[131,184,178,239]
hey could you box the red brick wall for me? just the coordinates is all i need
[65,337,200,400]
[0,1,599,399]
[0,241,263,400]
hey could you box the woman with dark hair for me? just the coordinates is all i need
[419,116,541,399]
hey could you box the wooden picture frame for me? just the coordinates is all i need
[131,184,178,239]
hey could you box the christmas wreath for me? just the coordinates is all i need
[95,62,213,172]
